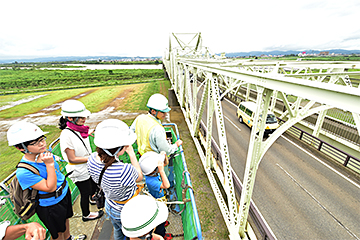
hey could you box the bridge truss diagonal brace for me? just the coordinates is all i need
[201,72,241,239]
[237,87,274,238]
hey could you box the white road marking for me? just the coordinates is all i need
[281,135,360,189]
[225,97,360,189]
[224,115,241,132]
[277,163,360,240]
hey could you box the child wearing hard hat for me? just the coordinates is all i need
[7,121,86,240]
[121,195,169,240]
[139,151,172,240]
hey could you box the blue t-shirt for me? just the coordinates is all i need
[145,174,164,199]
[16,156,69,207]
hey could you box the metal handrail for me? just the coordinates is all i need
[277,118,360,173]
[162,123,203,240]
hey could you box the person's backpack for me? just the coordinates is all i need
[9,162,40,221]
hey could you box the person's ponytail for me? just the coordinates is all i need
[97,147,117,170]
[58,116,68,130]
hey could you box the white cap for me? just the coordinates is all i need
[61,100,91,117]
[94,119,137,149]
[139,151,165,175]
[121,195,168,237]
[146,94,171,112]
[7,121,48,146]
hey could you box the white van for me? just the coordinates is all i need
[236,101,279,135]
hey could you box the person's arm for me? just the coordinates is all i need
[157,159,170,189]
[150,126,182,156]
[31,152,57,192]
[64,148,88,164]
[125,145,143,182]
[129,233,163,240]
[161,151,169,166]
[3,222,46,240]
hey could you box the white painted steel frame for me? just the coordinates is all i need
[164,32,360,240]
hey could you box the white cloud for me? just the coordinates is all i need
[0,0,359,59]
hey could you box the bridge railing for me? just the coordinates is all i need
[221,85,360,147]
[277,118,360,174]
[222,87,360,175]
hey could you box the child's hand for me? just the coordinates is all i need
[160,151,169,166]
[175,139,183,147]
[157,159,164,172]
[39,152,54,165]
[124,145,136,157]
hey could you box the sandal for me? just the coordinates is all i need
[70,234,87,240]
[164,233,173,240]
[82,210,104,222]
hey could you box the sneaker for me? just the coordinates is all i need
[164,233,173,240]
[82,210,104,222]
[71,234,87,240]
[89,195,96,205]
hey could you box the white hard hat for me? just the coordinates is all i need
[121,195,168,238]
[146,94,171,112]
[139,151,165,175]
[7,121,48,146]
[61,100,91,117]
[94,119,137,149]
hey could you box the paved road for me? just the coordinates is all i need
[204,97,360,239]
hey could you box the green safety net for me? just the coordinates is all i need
[167,127,197,239]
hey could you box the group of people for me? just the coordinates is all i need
[1,93,182,240]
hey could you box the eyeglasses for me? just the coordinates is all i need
[28,136,47,146]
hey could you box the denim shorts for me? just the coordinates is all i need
[105,200,126,240]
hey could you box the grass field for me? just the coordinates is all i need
[0,68,163,94]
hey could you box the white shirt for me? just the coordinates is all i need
[0,221,10,240]
[60,128,92,183]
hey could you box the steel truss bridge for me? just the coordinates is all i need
[162,33,360,240]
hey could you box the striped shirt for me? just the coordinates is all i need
[87,152,139,211]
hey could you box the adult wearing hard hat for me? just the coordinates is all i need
[130,93,182,190]
[130,93,183,156]
[59,99,103,222]
[87,119,143,240]
[121,195,169,240]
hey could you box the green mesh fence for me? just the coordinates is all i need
[168,127,198,239]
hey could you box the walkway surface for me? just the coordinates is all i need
[69,195,185,240]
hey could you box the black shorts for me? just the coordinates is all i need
[36,189,73,239]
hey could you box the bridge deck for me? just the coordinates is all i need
[70,194,185,240]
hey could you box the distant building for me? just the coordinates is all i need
[319,51,329,56]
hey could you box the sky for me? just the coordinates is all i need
[1,0,360,60]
